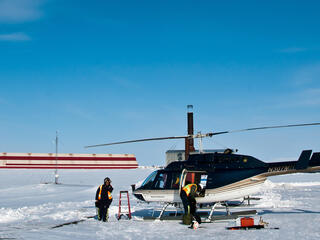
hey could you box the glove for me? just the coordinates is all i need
[95,201,100,207]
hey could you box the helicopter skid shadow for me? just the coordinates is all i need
[132,208,234,219]
[131,208,159,218]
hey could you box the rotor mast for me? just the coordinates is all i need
[185,105,195,160]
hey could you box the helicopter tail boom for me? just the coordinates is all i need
[262,150,320,177]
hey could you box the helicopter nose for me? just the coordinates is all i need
[133,193,145,201]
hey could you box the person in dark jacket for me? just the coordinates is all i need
[95,177,113,221]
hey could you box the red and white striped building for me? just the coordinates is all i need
[0,152,138,169]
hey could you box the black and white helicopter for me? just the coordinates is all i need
[86,106,320,220]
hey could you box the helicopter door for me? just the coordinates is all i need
[179,169,208,197]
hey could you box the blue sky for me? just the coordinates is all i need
[1,0,320,165]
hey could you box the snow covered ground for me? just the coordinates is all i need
[0,168,320,240]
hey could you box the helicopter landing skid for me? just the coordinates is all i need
[158,203,170,219]
[203,210,257,222]
[142,201,257,222]
[142,203,180,220]
[207,203,218,221]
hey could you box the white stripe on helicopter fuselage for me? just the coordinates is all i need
[135,175,266,203]
[134,165,320,203]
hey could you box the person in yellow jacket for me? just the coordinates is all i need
[180,182,201,216]
[95,177,113,222]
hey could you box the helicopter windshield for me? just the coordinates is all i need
[140,170,181,190]
[141,170,158,188]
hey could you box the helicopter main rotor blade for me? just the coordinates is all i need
[207,122,320,136]
[85,122,320,148]
[85,135,188,148]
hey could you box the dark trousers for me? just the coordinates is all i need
[180,191,196,215]
[97,200,112,221]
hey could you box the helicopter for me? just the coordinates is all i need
[85,106,320,220]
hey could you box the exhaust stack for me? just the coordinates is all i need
[185,105,195,160]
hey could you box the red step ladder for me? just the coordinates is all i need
[117,191,132,220]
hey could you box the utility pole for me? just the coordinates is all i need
[54,131,59,184]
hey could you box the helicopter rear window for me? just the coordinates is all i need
[171,172,181,189]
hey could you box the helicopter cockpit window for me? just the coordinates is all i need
[144,171,181,189]
[141,171,158,189]
[153,172,168,189]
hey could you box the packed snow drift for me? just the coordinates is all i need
[0,168,319,240]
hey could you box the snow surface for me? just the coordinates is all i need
[0,169,320,240]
